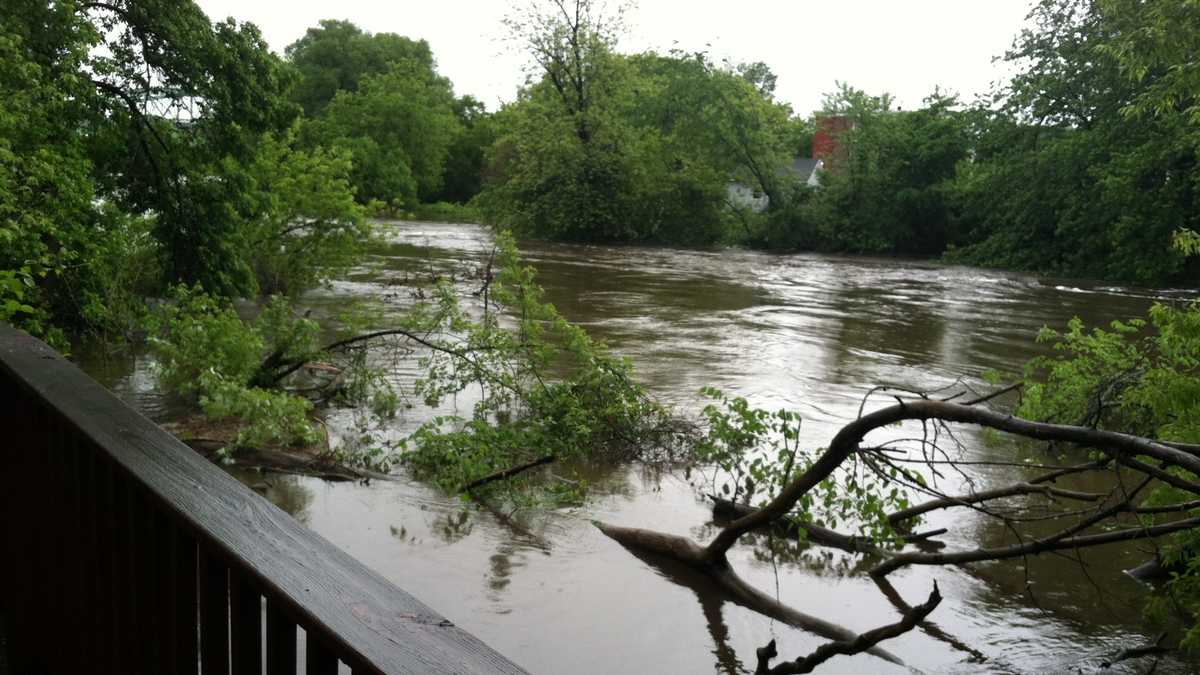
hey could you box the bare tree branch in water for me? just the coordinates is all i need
[752,583,942,674]
[594,383,1200,670]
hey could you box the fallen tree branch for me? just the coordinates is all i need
[593,521,903,665]
[462,455,556,492]
[961,382,1023,406]
[709,497,944,554]
[754,582,942,674]
[705,399,1200,564]
[872,576,986,662]
[870,516,1200,577]
[886,481,1105,525]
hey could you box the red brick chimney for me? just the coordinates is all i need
[812,114,852,170]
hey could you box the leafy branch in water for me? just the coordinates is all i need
[691,387,911,546]
[143,232,687,488]
[145,287,323,459]
[398,231,689,501]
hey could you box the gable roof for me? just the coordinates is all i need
[789,157,820,182]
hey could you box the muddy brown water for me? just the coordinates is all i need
[83,221,1200,674]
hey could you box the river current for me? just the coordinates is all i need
[85,221,1198,674]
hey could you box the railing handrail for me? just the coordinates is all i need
[0,325,528,674]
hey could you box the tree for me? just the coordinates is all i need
[482,3,796,245]
[1,0,371,345]
[243,131,370,295]
[946,0,1200,284]
[0,2,100,344]
[74,0,302,296]
[1100,0,1200,124]
[434,96,499,204]
[286,20,464,208]
[284,20,437,116]
[808,89,970,254]
[503,0,628,144]
[625,51,797,240]
[302,60,460,206]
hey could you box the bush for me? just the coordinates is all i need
[405,201,482,223]
[145,287,320,455]
[1018,302,1200,648]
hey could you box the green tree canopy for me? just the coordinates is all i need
[480,1,797,245]
[807,89,970,254]
[302,60,461,206]
[945,0,1199,283]
[284,19,436,116]
[1,0,365,342]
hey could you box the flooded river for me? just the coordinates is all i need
[86,221,1198,674]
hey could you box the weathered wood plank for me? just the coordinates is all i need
[0,325,527,674]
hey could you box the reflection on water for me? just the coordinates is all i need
[80,221,1198,673]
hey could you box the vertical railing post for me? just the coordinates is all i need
[230,569,262,674]
[174,527,200,674]
[266,600,297,675]
[200,549,231,675]
[305,631,339,675]
[0,378,32,673]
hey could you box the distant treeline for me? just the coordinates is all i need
[472,0,1199,287]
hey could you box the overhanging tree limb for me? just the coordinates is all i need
[704,399,1200,563]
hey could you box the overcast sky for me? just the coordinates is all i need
[195,0,1033,114]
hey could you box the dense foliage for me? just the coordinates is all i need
[0,0,365,344]
[145,288,323,455]
[1018,299,1200,646]
[941,0,1200,284]
[692,387,910,543]
[477,1,797,245]
[286,20,494,211]
[141,232,681,490]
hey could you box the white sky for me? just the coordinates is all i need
[195,0,1033,115]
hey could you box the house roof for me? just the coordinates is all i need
[789,158,820,182]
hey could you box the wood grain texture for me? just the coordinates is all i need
[0,325,529,675]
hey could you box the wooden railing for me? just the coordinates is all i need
[0,325,529,675]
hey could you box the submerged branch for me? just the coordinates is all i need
[462,455,557,492]
[754,583,942,675]
[592,521,903,665]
